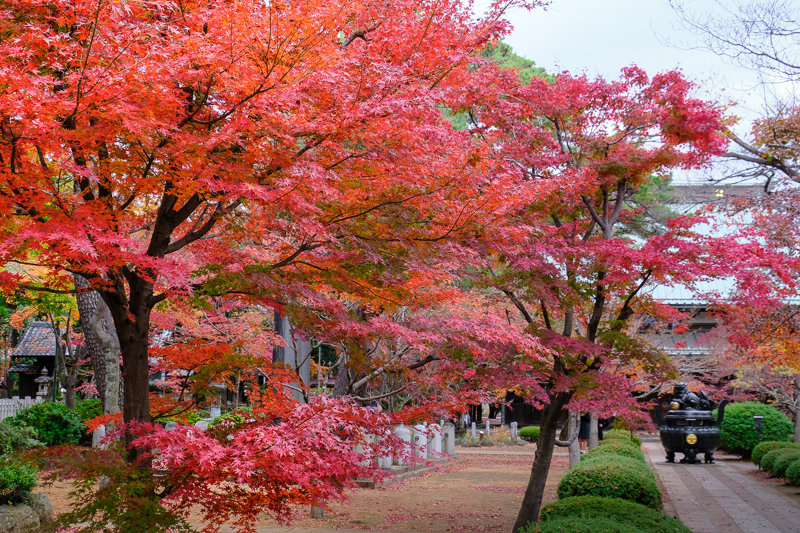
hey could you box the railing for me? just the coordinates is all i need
[0,396,42,421]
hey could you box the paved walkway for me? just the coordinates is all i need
[642,436,800,533]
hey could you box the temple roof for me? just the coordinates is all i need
[12,321,58,357]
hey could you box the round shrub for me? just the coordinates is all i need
[786,458,800,486]
[539,496,691,533]
[11,402,85,446]
[557,455,662,510]
[0,460,38,504]
[752,441,800,466]
[519,426,540,442]
[74,398,103,423]
[586,441,646,463]
[521,515,643,533]
[717,402,793,458]
[604,429,642,447]
[0,419,43,455]
[772,450,800,478]
[760,449,790,474]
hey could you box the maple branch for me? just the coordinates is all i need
[18,284,85,295]
[351,366,386,392]
[585,271,606,343]
[723,132,799,180]
[190,84,270,127]
[581,195,607,233]
[340,24,381,49]
[616,270,653,323]
[407,355,439,370]
[501,289,534,325]
[165,200,241,254]
[352,386,407,402]
[608,179,628,230]
[328,191,434,224]
[540,300,552,330]
[268,241,324,271]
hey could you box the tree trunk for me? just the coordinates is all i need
[589,413,599,449]
[118,321,152,426]
[512,393,570,532]
[74,274,121,415]
[565,413,580,467]
[795,413,800,444]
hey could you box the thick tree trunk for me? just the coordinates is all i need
[589,413,599,449]
[118,320,152,426]
[74,274,121,414]
[512,393,570,532]
[102,284,154,430]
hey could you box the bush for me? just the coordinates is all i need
[772,450,800,478]
[586,441,646,463]
[717,402,793,458]
[761,448,793,474]
[0,419,43,455]
[0,460,38,504]
[751,441,800,466]
[210,409,252,428]
[786,458,800,486]
[603,429,642,447]
[519,426,540,442]
[538,496,691,533]
[521,516,642,533]
[11,402,85,446]
[74,398,103,423]
[557,455,662,510]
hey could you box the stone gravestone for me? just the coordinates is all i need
[443,423,456,456]
[412,424,428,459]
[393,423,412,466]
[92,424,106,449]
[194,420,209,431]
[510,421,518,443]
[429,424,443,458]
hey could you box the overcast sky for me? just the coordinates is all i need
[504,0,771,124]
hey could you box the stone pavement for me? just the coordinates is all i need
[642,436,800,533]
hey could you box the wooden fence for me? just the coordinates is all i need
[0,397,42,421]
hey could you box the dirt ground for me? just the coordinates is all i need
[37,445,569,532]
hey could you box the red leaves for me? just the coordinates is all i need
[130,396,409,531]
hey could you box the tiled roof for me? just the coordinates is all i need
[8,363,41,373]
[12,321,57,357]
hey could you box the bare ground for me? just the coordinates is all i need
[37,445,569,532]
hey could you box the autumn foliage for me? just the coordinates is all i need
[1,0,793,531]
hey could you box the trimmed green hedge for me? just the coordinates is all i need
[786,459,800,486]
[0,460,37,504]
[718,402,793,458]
[772,450,800,478]
[762,448,797,474]
[519,426,540,442]
[557,455,662,510]
[521,515,642,533]
[10,402,85,446]
[538,496,691,533]
[585,441,646,463]
[752,441,800,466]
[603,429,642,447]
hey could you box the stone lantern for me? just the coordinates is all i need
[35,367,53,399]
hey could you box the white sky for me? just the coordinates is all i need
[505,0,772,125]
[504,0,795,183]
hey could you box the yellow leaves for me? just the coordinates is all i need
[9,306,36,330]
